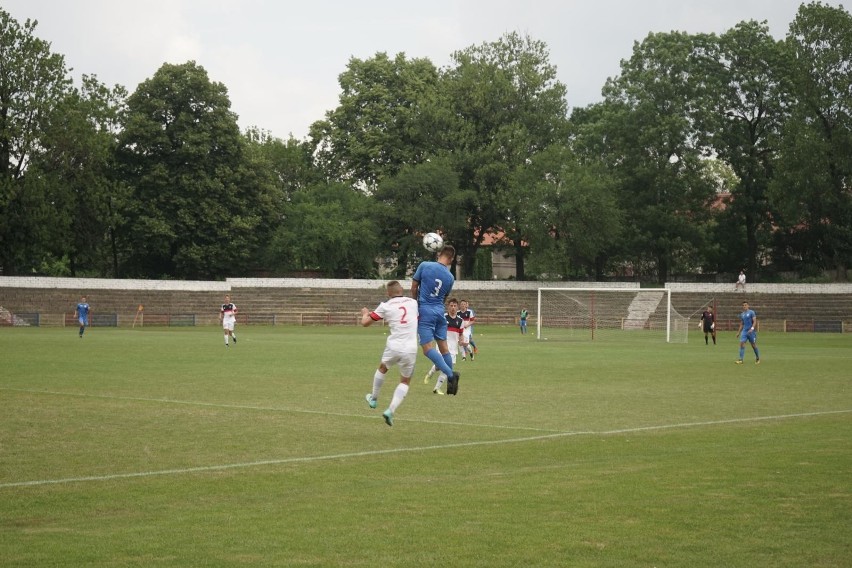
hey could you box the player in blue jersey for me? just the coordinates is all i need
[411,245,460,394]
[735,301,760,364]
[74,295,91,338]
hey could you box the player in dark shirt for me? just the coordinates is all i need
[423,299,465,395]
[699,306,716,345]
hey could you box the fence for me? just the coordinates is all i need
[0,309,847,333]
[0,311,365,328]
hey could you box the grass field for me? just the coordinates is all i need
[2,325,851,567]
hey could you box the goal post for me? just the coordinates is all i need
[536,287,689,343]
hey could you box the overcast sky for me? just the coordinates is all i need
[3,1,839,140]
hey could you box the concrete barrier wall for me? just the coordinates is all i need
[2,277,851,329]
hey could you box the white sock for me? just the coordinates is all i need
[426,365,436,378]
[434,373,446,390]
[224,335,229,345]
[388,383,409,412]
[372,370,386,400]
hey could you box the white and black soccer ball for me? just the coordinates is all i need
[422,232,444,253]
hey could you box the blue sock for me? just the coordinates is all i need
[739,347,745,359]
[425,348,453,377]
[442,352,453,370]
[753,347,760,359]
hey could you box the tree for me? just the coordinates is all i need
[514,144,622,280]
[309,52,440,188]
[117,61,267,279]
[599,31,717,282]
[770,2,852,279]
[0,9,71,274]
[28,75,128,276]
[267,182,382,278]
[373,156,470,277]
[438,32,569,279]
[697,22,789,278]
[245,127,320,201]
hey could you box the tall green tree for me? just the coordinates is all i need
[770,2,852,279]
[117,61,267,279]
[28,75,128,276]
[266,182,381,278]
[0,10,71,274]
[698,22,789,278]
[600,31,717,282]
[244,127,328,273]
[514,144,622,280]
[245,127,320,201]
[373,156,470,277]
[309,52,440,188]
[438,32,569,279]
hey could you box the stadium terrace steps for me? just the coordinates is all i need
[671,292,852,331]
[1,285,850,328]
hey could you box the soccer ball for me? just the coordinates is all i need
[422,232,444,253]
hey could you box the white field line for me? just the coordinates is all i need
[0,390,849,489]
[0,387,559,432]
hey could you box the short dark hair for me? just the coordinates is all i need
[439,244,455,259]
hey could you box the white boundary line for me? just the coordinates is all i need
[0,387,560,432]
[1,406,850,489]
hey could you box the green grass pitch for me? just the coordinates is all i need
[2,325,851,567]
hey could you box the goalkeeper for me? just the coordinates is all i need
[699,306,716,345]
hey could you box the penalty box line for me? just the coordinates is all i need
[1,408,850,489]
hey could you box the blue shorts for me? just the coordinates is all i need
[740,330,757,343]
[78,317,88,326]
[417,305,448,346]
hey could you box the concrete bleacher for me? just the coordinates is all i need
[1,277,850,331]
[668,282,852,332]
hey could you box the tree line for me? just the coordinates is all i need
[1,2,849,282]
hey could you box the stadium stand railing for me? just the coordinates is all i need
[1,278,851,332]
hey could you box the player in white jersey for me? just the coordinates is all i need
[220,294,238,346]
[361,280,419,426]
[458,299,476,360]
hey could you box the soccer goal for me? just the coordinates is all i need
[536,288,689,343]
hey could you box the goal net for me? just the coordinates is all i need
[536,288,689,343]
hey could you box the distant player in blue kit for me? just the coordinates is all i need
[411,245,460,395]
[74,295,90,338]
[736,301,760,364]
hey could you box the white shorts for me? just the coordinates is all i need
[462,328,472,342]
[381,347,417,378]
[222,317,235,331]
